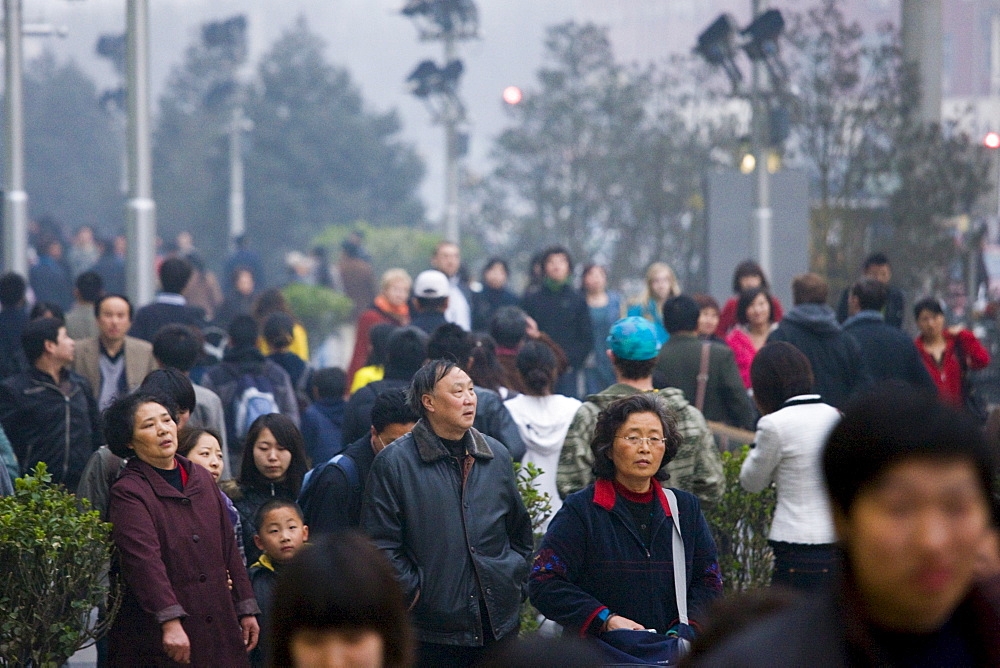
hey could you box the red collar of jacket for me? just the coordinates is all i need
[593,478,671,517]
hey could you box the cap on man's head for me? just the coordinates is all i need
[606,316,661,361]
[413,270,450,299]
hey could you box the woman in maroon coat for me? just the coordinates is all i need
[106,392,260,666]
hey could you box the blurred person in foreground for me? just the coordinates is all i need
[696,383,1000,666]
[270,533,413,667]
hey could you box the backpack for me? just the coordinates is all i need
[298,453,362,521]
[233,373,280,439]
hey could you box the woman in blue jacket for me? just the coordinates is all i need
[528,393,721,638]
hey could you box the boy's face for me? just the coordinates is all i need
[254,506,309,564]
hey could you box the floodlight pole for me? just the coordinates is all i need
[442,32,460,244]
[228,106,246,242]
[126,0,156,305]
[751,0,773,281]
[3,0,28,276]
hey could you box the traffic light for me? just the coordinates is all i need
[985,132,1000,149]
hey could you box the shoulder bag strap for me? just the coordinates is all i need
[695,342,711,413]
[664,489,688,627]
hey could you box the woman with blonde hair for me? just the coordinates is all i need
[627,262,680,345]
[347,268,412,387]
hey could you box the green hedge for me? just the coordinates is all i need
[0,464,118,666]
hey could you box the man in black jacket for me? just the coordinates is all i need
[0,272,29,379]
[521,246,593,399]
[0,318,102,492]
[842,278,935,391]
[129,257,206,342]
[299,389,417,536]
[768,273,870,409]
[835,252,905,328]
[362,359,533,667]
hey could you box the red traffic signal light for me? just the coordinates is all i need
[985,132,1000,149]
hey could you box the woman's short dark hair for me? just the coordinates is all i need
[590,394,680,482]
[237,413,310,497]
[750,342,814,415]
[517,340,557,396]
[913,296,944,321]
[732,259,769,294]
[736,287,773,326]
[103,393,179,458]
[138,368,197,414]
[824,383,995,521]
[407,359,458,419]
[176,426,222,458]
[481,257,509,281]
[270,532,414,668]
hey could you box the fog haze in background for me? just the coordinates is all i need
[27,0,896,228]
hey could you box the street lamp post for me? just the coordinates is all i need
[126,0,156,305]
[3,0,28,277]
[751,0,773,281]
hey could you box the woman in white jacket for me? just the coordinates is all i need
[504,341,581,530]
[740,341,841,591]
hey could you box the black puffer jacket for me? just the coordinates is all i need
[361,420,533,646]
[0,367,103,493]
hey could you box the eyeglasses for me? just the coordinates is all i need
[618,436,664,447]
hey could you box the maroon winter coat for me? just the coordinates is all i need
[108,455,259,667]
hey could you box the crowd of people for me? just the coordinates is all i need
[1,223,999,667]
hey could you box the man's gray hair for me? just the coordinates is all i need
[407,359,459,418]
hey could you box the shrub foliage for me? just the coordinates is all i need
[0,464,118,667]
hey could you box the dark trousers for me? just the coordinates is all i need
[769,540,837,592]
[417,630,517,668]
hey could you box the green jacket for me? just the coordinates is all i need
[654,333,755,430]
[555,383,724,507]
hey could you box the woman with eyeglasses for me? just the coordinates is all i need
[528,393,721,650]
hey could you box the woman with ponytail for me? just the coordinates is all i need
[504,340,582,529]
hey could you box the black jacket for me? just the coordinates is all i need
[0,307,28,380]
[768,304,871,409]
[361,420,533,646]
[696,575,1000,667]
[223,480,297,567]
[0,367,103,492]
[299,434,377,535]
[522,283,594,369]
[842,311,935,391]
[130,299,206,342]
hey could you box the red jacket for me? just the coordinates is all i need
[347,304,409,387]
[915,329,990,405]
[109,455,258,667]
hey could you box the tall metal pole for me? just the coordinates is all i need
[126,0,156,305]
[751,0,772,280]
[3,0,28,277]
[228,106,246,242]
[901,0,942,125]
[442,32,459,244]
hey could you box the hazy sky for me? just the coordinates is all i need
[27,0,897,229]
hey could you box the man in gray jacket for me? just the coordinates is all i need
[362,359,532,667]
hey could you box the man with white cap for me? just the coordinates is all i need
[411,270,451,335]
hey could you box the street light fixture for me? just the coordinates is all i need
[695,14,742,93]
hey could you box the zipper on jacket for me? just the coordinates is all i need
[455,455,489,644]
[64,395,71,480]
